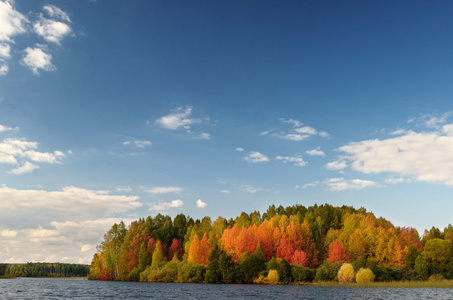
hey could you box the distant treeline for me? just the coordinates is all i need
[88,203,453,284]
[0,263,90,278]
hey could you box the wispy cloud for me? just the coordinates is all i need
[150,199,183,211]
[306,149,326,156]
[324,178,381,191]
[275,155,306,167]
[0,124,18,132]
[240,185,262,193]
[243,151,269,163]
[155,106,212,140]
[156,106,200,130]
[326,160,347,171]
[43,5,71,23]
[122,140,152,148]
[145,186,183,194]
[9,161,39,175]
[265,118,329,142]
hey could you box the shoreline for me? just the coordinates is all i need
[297,280,453,288]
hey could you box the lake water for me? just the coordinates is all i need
[0,278,452,299]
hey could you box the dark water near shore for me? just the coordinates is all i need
[1,278,452,299]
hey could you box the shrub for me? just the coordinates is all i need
[267,257,291,283]
[338,263,354,283]
[267,270,279,284]
[291,265,314,282]
[355,268,375,283]
[429,274,446,281]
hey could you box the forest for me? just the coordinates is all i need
[88,204,453,284]
[0,263,90,278]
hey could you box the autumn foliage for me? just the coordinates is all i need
[89,203,447,283]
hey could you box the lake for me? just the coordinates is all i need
[0,278,452,299]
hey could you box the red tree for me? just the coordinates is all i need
[276,235,295,262]
[327,240,350,263]
[292,250,309,267]
[168,238,183,260]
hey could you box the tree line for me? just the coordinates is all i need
[0,262,89,278]
[88,203,453,283]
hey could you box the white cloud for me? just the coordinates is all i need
[43,5,71,23]
[235,147,244,152]
[299,181,320,189]
[281,134,310,141]
[295,126,317,135]
[0,124,17,132]
[0,0,28,42]
[151,199,183,211]
[0,43,10,58]
[325,177,381,191]
[0,138,66,174]
[279,118,302,127]
[275,155,307,167]
[384,177,412,184]
[0,218,134,264]
[145,186,183,194]
[306,149,326,156]
[423,112,451,128]
[271,119,329,141]
[244,151,269,163]
[123,140,152,148]
[9,161,39,175]
[21,45,56,74]
[197,132,211,140]
[240,185,262,193]
[156,106,201,130]
[220,189,230,193]
[335,128,453,185]
[196,199,207,208]
[326,160,347,171]
[116,186,132,192]
[34,16,72,45]
[442,124,453,136]
[0,59,7,75]
[1,229,17,237]
[0,186,141,222]
[25,150,65,163]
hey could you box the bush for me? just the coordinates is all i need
[177,262,206,283]
[355,268,375,283]
[314,261,343,282]
[352,257,367,272]
[429,274,446,281]
[267,257,291,283]
[267,270,279,284]
[338,263,354,283]
[291,265,314,282]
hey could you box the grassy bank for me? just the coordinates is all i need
[304,280,453,288]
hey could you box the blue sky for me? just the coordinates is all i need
[1,0,453,263]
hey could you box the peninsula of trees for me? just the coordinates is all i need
[1,263,89,278]
[88,204,453,284]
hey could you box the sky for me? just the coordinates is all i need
[1,0,453,264]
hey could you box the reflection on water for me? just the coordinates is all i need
[0,278,451,300]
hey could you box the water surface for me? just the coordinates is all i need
[0,278,451,299]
